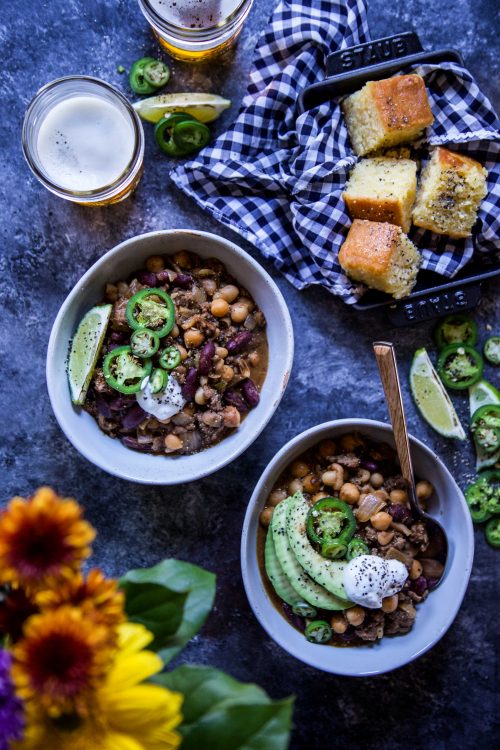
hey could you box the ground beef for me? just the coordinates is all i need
[355,611,385,641]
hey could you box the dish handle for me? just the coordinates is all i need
[385,281,482,326]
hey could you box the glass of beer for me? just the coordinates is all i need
[138,0,254,62]
[22,77,145,206]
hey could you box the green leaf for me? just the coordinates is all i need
[156,665,294,750]
[120,559,216,665]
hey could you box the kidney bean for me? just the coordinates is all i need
[121,436,149,452]
[181,368,198,401]
[173,273,193,288]
[226,331,253,354]
[108,395,135,412]
[137,270,158,287]
[241,378,260,408]
[156,270,171,285]
[361,459,378,472]
[410,576,428,596]
[95,394,114,418]
[388,504,412,524]
[425,577,439,590]
[110,331,128,343]
[198,341,216,376]
[224,389,249,412]
[121,404,147,430]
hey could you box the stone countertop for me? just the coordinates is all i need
[1,1,498,748]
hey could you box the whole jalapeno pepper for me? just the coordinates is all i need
[126,288,175,338]
[434,314,478,349]
[306,498,356,559]
[437,343,483,390]
[103,346,152,395]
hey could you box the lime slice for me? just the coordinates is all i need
[468,379,500,417]
[133,93,231,124]
[68,305,112,406]
[410,348,466,440]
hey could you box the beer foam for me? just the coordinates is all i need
[149,0,242,29]
[36,95,135,192]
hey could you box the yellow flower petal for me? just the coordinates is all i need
[117,622,154,653]
[100,731,145,750]
[105,685,183,732]
[105,651,163,690]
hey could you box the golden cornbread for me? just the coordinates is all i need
[338,219,421,299]
[343,157,417,232]
[342,75,434,156]
[412,147,488,238]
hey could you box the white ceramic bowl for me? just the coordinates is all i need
[47,230,294,484]
[241,419,474,676]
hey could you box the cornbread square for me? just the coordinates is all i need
[338,219,421,299]
[342,75,434,156]
[412,147,488,238]
[343,158,417,232]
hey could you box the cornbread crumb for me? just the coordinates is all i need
[342,75,434,156]
[339,219,421,299]
[343,158,417,232]
[412,147,488,238]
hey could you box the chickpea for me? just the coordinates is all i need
[216,346,228,359]
[268,489,287,507]
[290,460,310,478]
[370,511,392,531]
[177,345,189,361]
[330,613,348,634]
[390,489,408,504]
[377,531,394,546]
[202,278,217,296]
[194,387,207,406]
[288,479,303,495]
[238,297,254,312]
[311,491,329,504]
[146,255,165,273]
[409,559,423,580]
[382,595,398,613]
[416,480,434,501]
[222,365,234,381]
[340,434,364,452]
[219,284,239,303]
[184,329,204,348]
[211,298,230,317]
[370,472,384,488]
[230,303,248,323]
[248,350,260,366]
[259,508,274,527]
[164,434,183,451]
[356,468,371,484]
[170,324,180,338]
[399,602,416,618]
[322,464,344,491]
[346,606,365,627]
[339,483,360,505]
[303,474,321,494]
[318,440,336,459]
[223,405,240,428]
[173,250,191,268]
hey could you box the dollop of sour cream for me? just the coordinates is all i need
[136,375,186,421]
[343,555,408,609]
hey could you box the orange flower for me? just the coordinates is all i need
[36,569,125,636]
[12,606,114,718]
[0,487,95,590]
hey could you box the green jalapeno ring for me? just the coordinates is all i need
[154,113,197,156]
[103,346,152,395]
[304,620,332,644]
[292,602,317,618]
[433,314,478,349]
[159,345,182,370]
[465,470,500,522]
[346,538,369,561]
[484,336,500,365]
[436,343,484,390]
[126,288,175,338]
[306,498,356,554]
[149,368,168,394]
[129,57,158,95]
[130,327,160,358]
[321,540,347,559]
[485,517,500,548]
[143,59,170,88]
[471,405,500,453]
[172,120,210,153]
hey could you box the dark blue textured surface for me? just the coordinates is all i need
[0,1,498,748]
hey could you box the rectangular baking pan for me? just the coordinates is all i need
[297,32,500,326]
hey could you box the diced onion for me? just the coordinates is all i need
[355,493,386,522]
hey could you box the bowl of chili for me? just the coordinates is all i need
[47,229,294,484]
[241,419,474,676]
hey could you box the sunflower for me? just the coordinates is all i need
[36,569,125,637]
[0,487,95,591]
[14,623,183,750]
[11,606,114,717]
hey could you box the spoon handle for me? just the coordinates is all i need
[373,342,415,490]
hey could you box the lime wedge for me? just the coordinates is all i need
[410,348,466,440]
[68,305,112,406]
[468,379,500,417]
[133,93,231,124]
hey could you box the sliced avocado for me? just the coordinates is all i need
[286,492,351,601]
[264,525,299,606]
[271,498,350,611]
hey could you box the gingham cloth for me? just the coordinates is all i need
[171,0,500,303]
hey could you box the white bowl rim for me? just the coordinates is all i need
[241,418,474,676]
[46,229,294,484]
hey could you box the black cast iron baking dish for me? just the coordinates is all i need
[297,32,500,326]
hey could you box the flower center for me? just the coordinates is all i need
[27,631,93,698]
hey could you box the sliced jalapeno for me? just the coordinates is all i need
[143,59,170,88]
[159,345,182,370]
[154,113,196,156]
[465,470,500,523]
[471,405,500,454]
[346,538,369,560]
[126,288,175,338]
[129,57,158,95]
[103,346,152,395]
[292,602,317,618]
[437,344,483,390]
[304,620,332,644]
[149,368,168,394]
[434,314,478,349]
[173,119,210,152]
[485,517,500,548]
[130,327,160,358]
[306,498,356,559]
[484,336,500,365]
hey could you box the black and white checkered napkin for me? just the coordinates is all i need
[171,0,500,303]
